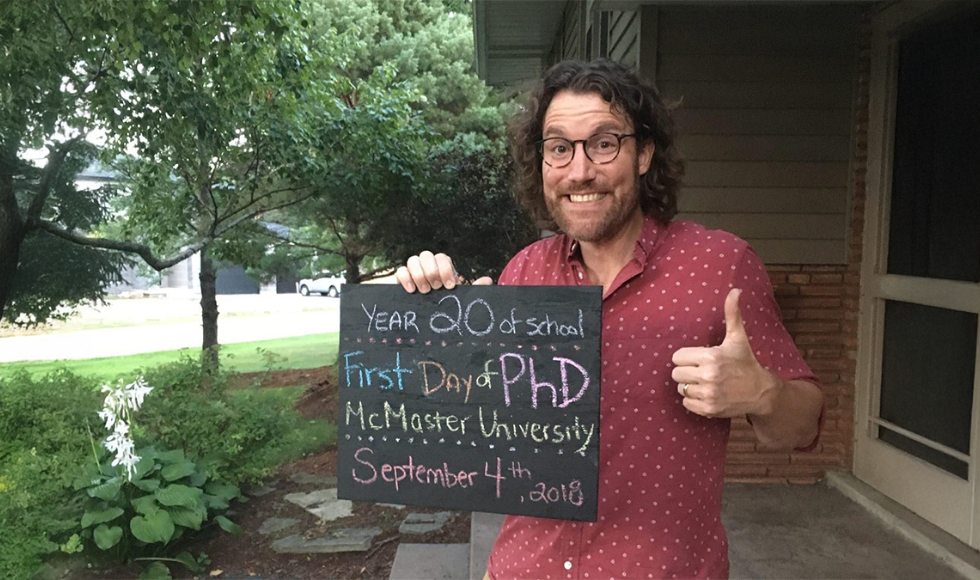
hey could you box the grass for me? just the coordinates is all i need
[0,332,340,383]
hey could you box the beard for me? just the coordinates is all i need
[545,173,642,244]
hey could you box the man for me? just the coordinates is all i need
[395,59,823,580]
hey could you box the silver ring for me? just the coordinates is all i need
[682,383,689,396]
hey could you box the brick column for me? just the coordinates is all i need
[725,10,872,484]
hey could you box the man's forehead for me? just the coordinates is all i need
[542,90,630,135]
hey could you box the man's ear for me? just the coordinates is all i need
[637,141,655,176]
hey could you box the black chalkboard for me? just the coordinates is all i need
[336,284,602,521]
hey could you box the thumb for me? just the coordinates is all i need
[723,288,748,344]
[472,276,494,286]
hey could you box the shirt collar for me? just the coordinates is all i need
[564,214,665,263]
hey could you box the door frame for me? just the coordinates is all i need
[853,0,980,547]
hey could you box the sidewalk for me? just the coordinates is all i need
[0,294,340,362]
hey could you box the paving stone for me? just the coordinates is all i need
[390,543,470,580]
[258,517,301,536]
[248,484,278,497]
[270,528,382,554]
[289,472,337,486]
[378,502,407,509]
[283,488,353,522]
[399,511,453,534]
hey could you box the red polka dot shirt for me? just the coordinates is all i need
[486,217,819,580]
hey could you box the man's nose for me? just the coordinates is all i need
[565,142,596,182]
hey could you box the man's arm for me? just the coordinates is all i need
[671,288,824,452]
[746,374,823,451]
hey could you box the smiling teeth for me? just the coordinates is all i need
[569,193,604,202]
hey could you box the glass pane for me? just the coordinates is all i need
[887,10,980,282]
[878,300,977,478]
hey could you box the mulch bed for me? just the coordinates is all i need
[71,366,472,580]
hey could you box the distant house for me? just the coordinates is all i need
[77,161,294,295]
[474,0,980,554]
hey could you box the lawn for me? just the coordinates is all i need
[0,332,340,382]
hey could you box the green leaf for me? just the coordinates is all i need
[155,484,203,507]
[186,468,208,488]
[138,561,172,580]
[88,477,123,501]
[81,506,124,528]
[204,481,239,501]
[160,461,197,481]
[133,478,161,492]
[131,495,159,516]
[203,494,229,511]
[94,524,123,550]
[172,551,202,573]
[214,515,243,537]
[167,506,206,530]
[131,510,175,544]
[156,450,185,464]
[131,456,158,481]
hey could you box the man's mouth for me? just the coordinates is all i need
[567,193,606,203]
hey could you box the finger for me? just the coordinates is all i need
[677,381,706,400]
[682,397,713,417]
[419,251,443,290]
[472,276,494,286]
[434,253,458,290]
[670,366,702,386]
[671,346,712,367]
[723,288,748,343]
[395,266,416,293]
[406,255,431,293]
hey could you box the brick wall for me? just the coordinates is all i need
[724,10,872,484]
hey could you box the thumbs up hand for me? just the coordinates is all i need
[670,288,779,418]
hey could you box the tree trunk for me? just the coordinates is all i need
[199,245,219,370]
[0,159,25,323]
[344,253,363,284]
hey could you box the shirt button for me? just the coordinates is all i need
[577,272,583,279]
[564,561,573,570]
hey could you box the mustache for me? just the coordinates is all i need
[556,183,605,195]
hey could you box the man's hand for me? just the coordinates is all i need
[394,250,493,293]
[670,288,779,418]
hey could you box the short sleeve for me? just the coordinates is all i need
[732,245,824,452]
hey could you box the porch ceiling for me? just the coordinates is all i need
[473,0,567,88]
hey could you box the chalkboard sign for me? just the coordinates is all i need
[336,284,602,521]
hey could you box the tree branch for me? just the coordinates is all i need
[35,220,208,271]
[50,0,75,44]
[255,228,344,256]
[25,137,84,226]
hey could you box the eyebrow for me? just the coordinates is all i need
[542,121,629,138]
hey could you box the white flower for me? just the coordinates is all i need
[97,376,153,481]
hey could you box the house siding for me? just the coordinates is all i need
[658,5,860,266]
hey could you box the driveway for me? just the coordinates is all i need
[0,293,341,363]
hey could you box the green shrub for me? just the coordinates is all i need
[136,358,318,484]
[0,370,98,580]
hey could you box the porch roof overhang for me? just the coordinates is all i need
[472,0,568,88]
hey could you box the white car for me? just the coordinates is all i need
[297,273,345,297]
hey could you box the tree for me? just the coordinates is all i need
[265,0,527,284]
[1,145,129,327]
[1,1,340,365]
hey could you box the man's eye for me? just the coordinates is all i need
[595,137,616,149]
[551,143,569,154]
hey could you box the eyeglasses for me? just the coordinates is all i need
[537,132,637,168]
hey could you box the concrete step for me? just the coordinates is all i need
[469,513,506,580]
[389,543,470,580]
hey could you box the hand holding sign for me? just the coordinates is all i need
[395,251,493,293]
[670,288,779,418]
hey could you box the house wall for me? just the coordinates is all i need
[727,9,871,483]
[546,1,872,481]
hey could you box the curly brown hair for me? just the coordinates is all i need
[510,59,684,229]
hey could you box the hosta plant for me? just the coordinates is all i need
[72,446,243,578]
